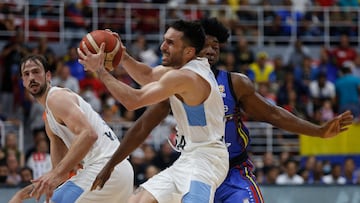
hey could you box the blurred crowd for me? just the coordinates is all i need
[1,0,360,44]
[1,0,360,188]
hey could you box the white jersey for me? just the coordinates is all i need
[45,87,120,166]
[170,57,225,152]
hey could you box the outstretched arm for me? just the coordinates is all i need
[91,100,170,190]
[232,73,353,138]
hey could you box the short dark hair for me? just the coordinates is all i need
[169,20,205,55]
[200,17,230,44]
[20,54,50,76]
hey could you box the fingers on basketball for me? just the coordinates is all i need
[79,30,122,71]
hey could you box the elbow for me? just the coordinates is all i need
[88,130,98,143]
[122,103,138,111]
[122,99,142,111]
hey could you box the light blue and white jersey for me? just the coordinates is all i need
[45,87,120,167]
[169,57,226,152]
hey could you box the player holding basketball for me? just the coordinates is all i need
[78,20,228,203]
[9,54,134,203]
[87,18,353,203]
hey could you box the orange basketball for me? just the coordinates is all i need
[79,30,122,71]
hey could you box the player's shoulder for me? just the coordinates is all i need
[229,72,255,94]
[47,87,76,106]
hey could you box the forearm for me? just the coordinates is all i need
[121,52,155,85]
[53,130,97,176]
[266,105,322,137]
[50,140,67,168]
[97,68,144,110]
[106,101,170,169]
[46,125,67,167]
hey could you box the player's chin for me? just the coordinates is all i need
[161,58,170,66]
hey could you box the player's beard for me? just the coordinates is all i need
[30,81,48,98]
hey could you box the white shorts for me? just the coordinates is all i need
[52,159,134,203]
[141,144,229,203]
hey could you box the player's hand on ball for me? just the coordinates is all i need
[77,42,106,73]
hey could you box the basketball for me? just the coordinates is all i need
[79,30,122,71]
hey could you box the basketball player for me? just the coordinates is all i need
[9,54,134,203]
[78,20,229,203]
[88,18,353,203]
[199,18,352,203]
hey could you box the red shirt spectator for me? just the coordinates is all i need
[331,34,357,68]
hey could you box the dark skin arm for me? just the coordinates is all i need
[91,100,170,190]
[232,72,353,138]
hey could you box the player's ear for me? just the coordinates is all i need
[184,47,195,56]
[46,70,52,82]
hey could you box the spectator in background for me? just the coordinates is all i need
[299,2,324,44]
[293,56,318,89]
[80,85,102,113]
[276,159,304,185]
[319,100,335,123]
[300,155,316,183]
[79,71,107,97]
[148,114,176,151]
[263,165,280,185]
[232,37,255,73]
[313,160,325,184]
[277,70,309,118]
[100,94,123,123]
[322,163,346,184]
[26,138,51,179]
[248,51,276,84]
[315,0,336,7]
[350,54,360,78]
[6,153,21,186]
[132,2,160,34]
[3,132,24,167]
[31,35,57,73]
[272,55,288,90]
[335,66,360,120]
[309,72,336,111]
[25,128,48,162]
[275,0,303,37]
[263,14,283,44]
[18,166,33,187]
[152,141,180,171]
[27,98,45,133]
[316,46,338,83]
[129,148,147,188]
[0,29,30,119]
[343,157,357,184]
[128,34,159,67]
[217,50,237,72]
[64,45,86,81]
[141,144,156,166]
[286,39,311,70]
[331,34,357,68]
[51,62,80,93]
[337,0,358,7]
[258,82,277,106]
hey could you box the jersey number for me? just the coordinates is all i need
[175,135,186,150]
[104,131,115,141]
